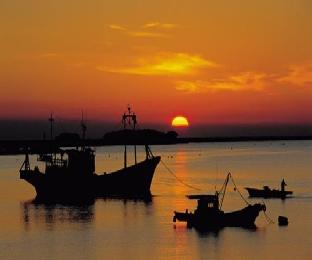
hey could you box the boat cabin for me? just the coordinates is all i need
[187,194,220,212]
[44,148,95,176]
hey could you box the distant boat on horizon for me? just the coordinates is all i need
[19,107,161,201]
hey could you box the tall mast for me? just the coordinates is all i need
[132,107,137,164]
[123,110,127,168]
[219,173,230,209]
[122,105,137,168]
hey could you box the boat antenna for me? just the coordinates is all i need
[81,110,87,150]
[48,112,54,140]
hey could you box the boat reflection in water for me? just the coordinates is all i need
[21,199,95,230]
[21,194,153,230]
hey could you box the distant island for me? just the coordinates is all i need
[0,129,179,155]
[0,128,312,155]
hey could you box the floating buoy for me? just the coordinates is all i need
[278,216,288,226]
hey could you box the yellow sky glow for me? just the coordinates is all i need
[0,0,311,125]
[97,53,217,75]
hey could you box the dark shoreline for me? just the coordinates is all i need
[1,136,312,155]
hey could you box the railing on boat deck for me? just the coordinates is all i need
[46,158,67,168]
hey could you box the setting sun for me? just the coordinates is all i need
[171,116,189,127]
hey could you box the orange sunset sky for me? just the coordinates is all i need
[1,0,312,129]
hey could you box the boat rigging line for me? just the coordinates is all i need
[228,173,250,206]
[161,163,276,225]
[224,173,275,225]
[221,173,275,225]
[218,172,250,208]
[160,159,202,191]
[260,199,275,224]
[263,208,275,224]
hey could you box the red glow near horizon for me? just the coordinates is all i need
[0,1,311,128]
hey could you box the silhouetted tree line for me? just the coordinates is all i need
[103,129,178,145]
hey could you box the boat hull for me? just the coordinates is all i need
[245,187,293,199]
[20,156,160,201]
[173,203,265,229]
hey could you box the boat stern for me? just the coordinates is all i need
[173,210,191,222]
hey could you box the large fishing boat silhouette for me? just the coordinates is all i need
[20,107,161,201]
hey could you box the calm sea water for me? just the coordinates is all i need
[0,141,311,259]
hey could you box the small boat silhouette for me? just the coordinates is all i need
[173,173,266,229]
[245,179,293,199]
[245,186,293,199]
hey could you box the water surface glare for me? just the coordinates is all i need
[0,141,311,259]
